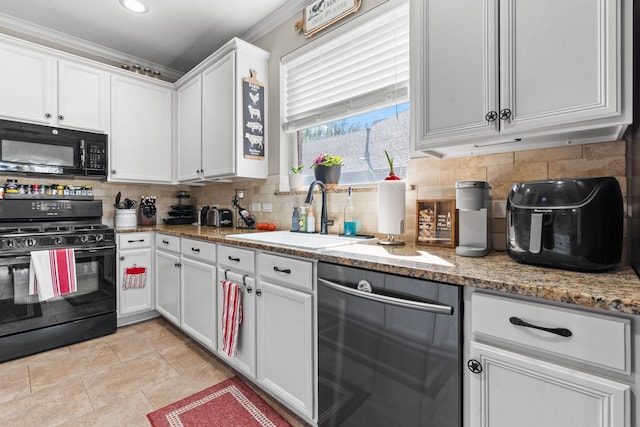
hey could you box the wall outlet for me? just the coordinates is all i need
[251,202,261,212]
[262,202,272,212]
[492,200,507,218]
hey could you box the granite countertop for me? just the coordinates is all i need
[118,225,640,316]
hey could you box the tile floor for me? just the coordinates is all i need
[0,317,308,426]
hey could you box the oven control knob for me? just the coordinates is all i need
[80,235,89,243]
[25,238,37,247]
[54,236,63,245]
[96,234,105,242]
[6,239,15,248]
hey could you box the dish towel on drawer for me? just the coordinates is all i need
[28,249,77,301]
[221,280,243,357]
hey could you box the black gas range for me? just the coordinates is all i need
[0,199,117,362]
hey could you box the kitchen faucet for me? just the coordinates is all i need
[305,180,334,234]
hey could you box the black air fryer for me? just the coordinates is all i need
[506,177,623,271]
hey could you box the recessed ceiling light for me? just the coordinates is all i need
[119,0,148,13]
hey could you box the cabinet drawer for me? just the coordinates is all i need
[155,233,181,253]
[117,232,151,249]
[472,292,631,374]
[181,238,216,264]
[218,244,254,274]
[258,252,313,292]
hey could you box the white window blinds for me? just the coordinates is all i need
[281,1,409,133]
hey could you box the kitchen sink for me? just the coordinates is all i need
[225,230,375,250]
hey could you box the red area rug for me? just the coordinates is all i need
[147,376,293,427]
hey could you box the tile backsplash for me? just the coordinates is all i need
[191,139,627,252]
[0,139,624,253]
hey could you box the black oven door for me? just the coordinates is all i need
[0,245,116,338]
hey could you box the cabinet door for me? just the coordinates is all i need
[216,268,255,378]
[177,76,202,182]
[201,53,235,178]
[155,250,181,326]
[117,248,153,316]
[256,281,313,419]
[499,0,622,134]
[0,42,54,125]
[57,60,109,132]
[110,75,173,183]
[412,0,498,147]
[181,257,216,350]
[469,342,629,427]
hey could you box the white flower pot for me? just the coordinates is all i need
[289,173,305,191]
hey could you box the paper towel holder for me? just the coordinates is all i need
[377,224,406,246]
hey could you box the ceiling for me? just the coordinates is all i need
[0,0,308,79]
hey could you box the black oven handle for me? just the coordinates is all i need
[0,246,115,263]
[318,277,454,315]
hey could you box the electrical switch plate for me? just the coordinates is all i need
[251,202,261,212]
[262,202,272,212]
[492,200,507,218]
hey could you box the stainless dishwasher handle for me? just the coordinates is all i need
[318,278,454,315]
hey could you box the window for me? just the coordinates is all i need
[281,0,409,186]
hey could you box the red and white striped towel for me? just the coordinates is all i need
[221,280,243,357]
[28,248,77,301]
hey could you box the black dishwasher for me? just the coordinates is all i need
[317,262,462,427]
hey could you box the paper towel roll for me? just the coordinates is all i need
[378,180,406,235]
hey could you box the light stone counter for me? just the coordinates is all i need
[118,225,640,315]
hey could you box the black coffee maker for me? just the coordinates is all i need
[506,177,623,271]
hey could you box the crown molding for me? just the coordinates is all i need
[0,1,311,82]
[241,0,309,42]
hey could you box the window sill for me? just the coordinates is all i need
[275,183,414,196]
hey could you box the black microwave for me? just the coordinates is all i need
[0,119,107,179]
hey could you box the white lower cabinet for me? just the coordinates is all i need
[468,292,631,427]
[154,234,181,326]
[256,253,314,420]
[469,342,629,427]
[180,238,217,351]
[116,232,154,325]
[216,267,256,378]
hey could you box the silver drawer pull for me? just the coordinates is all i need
[509,316,572,337]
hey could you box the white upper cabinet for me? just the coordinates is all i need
[57,60,109,132]
[0,38,109,132]
[411,0,632,158]
[176,76,202,182]
[175,38,270,182]
[201,53,235,178]
[109,74,173,183]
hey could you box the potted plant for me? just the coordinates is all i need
[311,153,344,189]
[289,165,305,191]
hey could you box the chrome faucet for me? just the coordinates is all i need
[305,180,334,234]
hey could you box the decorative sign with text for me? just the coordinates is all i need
[242,70,265,160]
[416,199,456,247]
[295,0,361,38]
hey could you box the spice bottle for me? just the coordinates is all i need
[307,206,315,233]
[291,207,300,232]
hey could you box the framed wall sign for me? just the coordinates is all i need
[242,70,265,160]
[295,0,362,38]
[416,199,456,247]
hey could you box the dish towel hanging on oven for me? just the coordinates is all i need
[221,279,243,357]
[122,264,147,290]
[28,248,77,301]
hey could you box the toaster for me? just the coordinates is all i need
[506,177,623,271]
[206,208,234,227]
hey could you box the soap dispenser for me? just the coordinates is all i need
[344,187,356,236]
